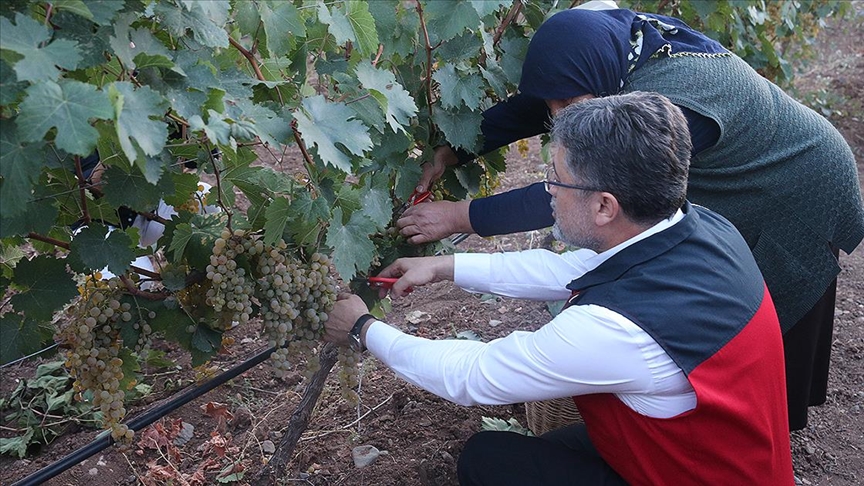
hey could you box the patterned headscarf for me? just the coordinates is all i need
[518,8,728,100]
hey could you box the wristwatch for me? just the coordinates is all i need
[349,314,375,352]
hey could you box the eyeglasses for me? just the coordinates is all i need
[544,167,603,194]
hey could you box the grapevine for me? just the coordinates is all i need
[0,0,850,458]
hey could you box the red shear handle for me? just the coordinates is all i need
[410,190,432,205]
[368,277,413,293]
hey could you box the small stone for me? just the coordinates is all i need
[173,422,195,446]
[262,440,276,454]
[89,468,99,476]
[805,444,816,455]
[488,319,502,327]
[406,310,432,324]
[232,406,253,429]
[352,445,382,468]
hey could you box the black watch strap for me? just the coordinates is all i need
[349,314,375,352]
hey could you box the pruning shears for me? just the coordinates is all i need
[353,276,414,294]
[394,189,433,220]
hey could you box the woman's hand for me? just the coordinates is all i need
[416,145,460,193]
[396,200,473,244]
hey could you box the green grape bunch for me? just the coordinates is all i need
[57,276,144,442]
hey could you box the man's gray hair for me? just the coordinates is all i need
[550,91,691,225]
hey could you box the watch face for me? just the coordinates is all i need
[350,334,363,352]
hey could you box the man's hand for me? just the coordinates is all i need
[396,200,473,244]
[323,294,370,346]
[376,256,455,298]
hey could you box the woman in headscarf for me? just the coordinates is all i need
[396,5,864,432]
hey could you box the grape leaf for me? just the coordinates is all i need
[263,197,291,247]
[499,34,529,85]
[437,31,484,63]
[0,194,58,238]
[0,60,26,106]
[284,192,329,249]
[136,298,198,356]
[68,223,136,276]
[325,207,377,281]
[190,325,222,366]
[165,213,224,268]
[294,95,372,173]
[345,1,379,57]
[155,0,229,48]
[355,62,417,133]
[233,100,293,148]
[108,82,169,164]
[291,191,331,223]
[50,0,94,20]
[0,313,55,366]
[368,0,416,60]
[233,0,260,35]
[163,172,200,208]
[318,3,354,50]
[360,173,394,231]
[259,1,305,57]
[110,12,173,70]
[422,0,480,44]
[9,256,78,322]
[0,124,43,216]
[0,13,81,83]
[83,0,126,26]
[434,107,483,153]
[188,110,232,148]
[102,165,173,212]
[17,79,113,156]
[51,10,113,70]
[0,243,25,279]
[470,0,509,18]
[433,63,484,111]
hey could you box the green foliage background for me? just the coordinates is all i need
[0,0,850,369]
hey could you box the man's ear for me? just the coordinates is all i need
[594,192,619,226]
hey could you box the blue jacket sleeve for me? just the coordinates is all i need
[469,183,554,236]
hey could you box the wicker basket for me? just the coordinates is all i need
[524,397,583,436]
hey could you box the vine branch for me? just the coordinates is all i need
[206,142,233,231]
[251,343,339,485]
[73,155,92,225]
[26,232,162,280]
[494,1,522,47]
[290,119,317,176]
[416,0,436,122]
[229,36,266,82]
[120,275,168,301]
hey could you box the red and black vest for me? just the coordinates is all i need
[567,202,793,485]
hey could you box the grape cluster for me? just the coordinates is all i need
[205,229,255,330]
[58,277,134,441]
[257,249,337,377]
[336,346,363,405]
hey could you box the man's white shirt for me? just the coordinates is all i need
[365,209,696,418]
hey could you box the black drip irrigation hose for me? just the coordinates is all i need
[11,344,277,486]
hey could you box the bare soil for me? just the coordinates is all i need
[2,6,863,486]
